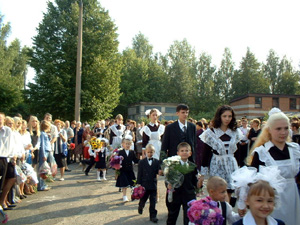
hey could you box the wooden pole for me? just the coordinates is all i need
[75,0,83,122]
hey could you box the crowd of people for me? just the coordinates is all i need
[0,104,299,224]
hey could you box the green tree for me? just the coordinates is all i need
[26,0,121,120]
[195,52,217,112]
[0,15,29,113]
[264,49,280,94]
[275,56,299,94]
[216,48,235,103]
[232,48,269,98]
[165,39,198,109]
[117,33,169,117]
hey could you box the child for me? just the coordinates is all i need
[233,180,285,225]
[83,134,91,160]
[206,176,241,224]
[94,139,109,181]
[166,142,202,225]
[232,166,286,225]
[110,114,125,149]
[116,138,139,202]
[137,144,161,223]
[84,136,96,176]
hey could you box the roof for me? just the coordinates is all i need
[230,93,300,103]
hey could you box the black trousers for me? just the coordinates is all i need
[138,189,157,219]
[0,157,8,193]
[85,156,95,173]
[166,192,194,225]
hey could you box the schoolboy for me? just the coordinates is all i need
[137,144,161,223]
[166,142,202,225]
[207,176,241,224]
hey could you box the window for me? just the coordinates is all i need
[255,97,262,108]
[272,97,279,108]
[136,106,140,114]
[165,107,176,114]
[290,98,296,110]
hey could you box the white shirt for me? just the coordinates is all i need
[178,120,188,132]
[0,126,14,158]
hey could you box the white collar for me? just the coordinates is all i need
[180,159,188,165]
[149,122,159,127]
[214,127,234,138]
[178,120,187,130]
[243,211,278,225]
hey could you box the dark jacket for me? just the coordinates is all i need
[119,149,139,171]
[137,158,161,190]
[161,121,196,161]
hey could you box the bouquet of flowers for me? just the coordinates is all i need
[39,161,52,180]
[162,155,196,202]
[131,185,146,201]
[187,196,224,225]
[90,137,103,150]
[69,143,75,150]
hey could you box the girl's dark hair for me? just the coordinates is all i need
[212,105,237,131]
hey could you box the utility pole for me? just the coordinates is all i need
[75,0,83,122]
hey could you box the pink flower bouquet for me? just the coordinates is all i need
[131,185,146,201]
[187,196,224,225]
[109,155,123,170]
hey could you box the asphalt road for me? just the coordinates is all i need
[6,163,190,225]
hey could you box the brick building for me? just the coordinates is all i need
[230,94,300,119]
[127,102,178,121]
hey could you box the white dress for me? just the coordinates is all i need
[143,124,165,160]
[200,128,243,189]
[110,124,125,149]
[253,141,300,225]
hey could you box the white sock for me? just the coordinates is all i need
[103,170,106,179]
[97,171,101,179]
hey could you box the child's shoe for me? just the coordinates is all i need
[123,196,129,202]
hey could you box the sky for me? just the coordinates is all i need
[1,0,300,83]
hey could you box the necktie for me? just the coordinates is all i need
[183,126,187,133]
[148,158,153,161]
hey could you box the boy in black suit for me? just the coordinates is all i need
[161,104,196,162]
[137,144,162,223]
[166,142,202,225]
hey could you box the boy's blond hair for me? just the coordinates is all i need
[207,176,227,192]
[177,142,191,152]
[145,144,155,152]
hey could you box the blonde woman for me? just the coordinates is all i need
[248,108,300,225]
[28,116,41,169]
[54,120,67,181]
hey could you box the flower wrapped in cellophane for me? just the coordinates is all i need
[131,185,146,201]
[109,148,123,170]
[187,196,224,225]
[89,137,103,150]
[39,161,52,180]
[162,155,196,202]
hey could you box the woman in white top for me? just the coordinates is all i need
[142,109,165,160]
[200,105,243,201]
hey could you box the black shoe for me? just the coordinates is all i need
[85,171,88,176]
[150,217,158,223]
[8,204,16,208]
[3,208,13,211]
[138,207,143,215]
[65,169,72,172]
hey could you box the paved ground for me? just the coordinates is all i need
[6,163,199,225]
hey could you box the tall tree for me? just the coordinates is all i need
[118,34,168,116]
[0,14,29,113]
[165,39,198,108]
[27,0,121,120]
[232,48,269,98]
[264,49,280,94]
[195,52,217,112]
[216,48,235,103]
[275,56,299,94]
